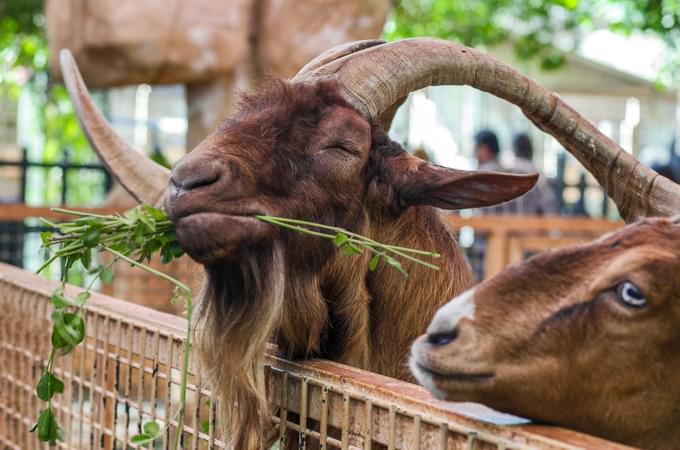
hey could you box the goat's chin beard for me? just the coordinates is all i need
[194,243,285,450]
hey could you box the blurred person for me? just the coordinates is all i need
[510,133,535,172]
[475,132,560,216]
[507,132,560,215]
[474,129,503,171]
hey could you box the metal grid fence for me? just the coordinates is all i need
[0,263,632,450]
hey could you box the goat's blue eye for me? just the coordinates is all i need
[617,281,646,308]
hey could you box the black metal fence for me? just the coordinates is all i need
[0,147,112,204]
[554,152,613,218]
[0,148,112,268]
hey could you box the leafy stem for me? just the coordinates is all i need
[34,205,188,448]
[255,215,441,277]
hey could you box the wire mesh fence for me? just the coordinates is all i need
[0,262,632,450]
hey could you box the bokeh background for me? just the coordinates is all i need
[1,0,679,283]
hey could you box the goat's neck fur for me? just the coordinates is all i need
[276,206,473,377]
[196,206,472,449]
[365,206,473,378]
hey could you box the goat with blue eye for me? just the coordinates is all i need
[412,217,680,450]
[618,281,645,307]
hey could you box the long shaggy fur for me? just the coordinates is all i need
[194,245,285,450]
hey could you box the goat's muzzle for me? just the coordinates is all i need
[164,158,271,265]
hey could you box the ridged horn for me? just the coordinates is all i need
[59,49,170,207]
[296,38,680,223]
[295,39,403,131]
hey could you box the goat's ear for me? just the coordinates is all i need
[390,157,539,210]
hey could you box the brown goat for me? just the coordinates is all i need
[166,80,537,448]
[61,38,680,449]
[411,217,680,449]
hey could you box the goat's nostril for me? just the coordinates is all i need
[427,328,459,346]
[176,170,220,191]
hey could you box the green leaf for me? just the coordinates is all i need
[50,287,73,308]
[131,434,156,445]
[36,372,65,401]
[83,229,100,248]
[139,214,156,233]
[51,329,71,351]
[52,311,86,347]
[143,205,167,221]
[160,241,184,264]
[100,267,115,284]
[385,256,409,279]
[333,232,348,247]
[62,254,78,273]
[75,291,90,306]
[40,231,53,246]
[124,208,140,221]
[33,408,61,444]
[145,237,163,254]
[341,242,362,256]
[143,420,161,437]
[80,248,92,269]
[368,254,380,271]
[171,242,184,258]
[133,225,146,245]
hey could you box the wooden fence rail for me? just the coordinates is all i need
[444,215,622,278]
[0,263,633,449]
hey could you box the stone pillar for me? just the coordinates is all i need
[185,67,252,149]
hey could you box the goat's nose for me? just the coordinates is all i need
[426,288,476,345]
[427,327,459,346]
[170,159,220,192]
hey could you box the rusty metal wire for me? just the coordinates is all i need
[0,263,631,450]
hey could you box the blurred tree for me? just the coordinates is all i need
[0,0,104,206]
[386,0,680,80]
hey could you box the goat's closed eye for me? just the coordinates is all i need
[328,144,359,156]
[617,281,646,308]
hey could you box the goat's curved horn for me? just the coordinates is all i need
[295,39,402,130]
[296,39,386,77]
[298,38,680,222]
[60,49,170,207]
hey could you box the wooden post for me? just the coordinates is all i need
[483,230,507,279]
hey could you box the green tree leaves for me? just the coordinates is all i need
[386,0,680,81]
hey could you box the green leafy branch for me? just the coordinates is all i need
[255,216,440,278]
[33,205,189,448]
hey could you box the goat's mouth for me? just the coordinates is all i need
[171,211,269,264]
[414,361,495,384]
[410,353,495,400]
